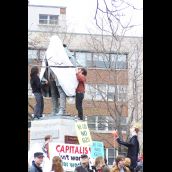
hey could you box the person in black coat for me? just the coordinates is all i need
[113,124,140,172]
[74,154,92,172]
[29,152,44,172]
[30,66,47,119]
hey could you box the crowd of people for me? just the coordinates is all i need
[28,152,143,172]
[28,125,143,172]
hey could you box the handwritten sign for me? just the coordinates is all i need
[75,121,92,146]
[48,143,90,171]
[90,141,104,159]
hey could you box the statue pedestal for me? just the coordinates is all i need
[29,115,77,149]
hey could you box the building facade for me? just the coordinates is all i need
[28,3,67,32]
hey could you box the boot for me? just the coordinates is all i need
[55,108,66,116]
[51,102,59,116]
[51,109,59,116]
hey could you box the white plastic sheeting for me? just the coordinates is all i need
[39,35,78,96]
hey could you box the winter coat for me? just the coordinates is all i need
[74,164,91,172]
[30,75,42,93]
[111,165,130,172]
[29,161,43,172]
[91,165,110,172]
[116,135,139,169]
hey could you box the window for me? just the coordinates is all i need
[39,14,58,25]
[28,49,45,62]
[110,85,127,102]
[96,84,107,100]
[86,53,92,67]
[39,14,48,24]
[107,116,115,130]
[85,84,97,100]
[75,52,92,67]
[111,54,127,69]
[97,116,108,130]
[28,49,38,59]
[85,84,127,102]
[49,15,58,25]
[87,116,96,130]
[107,85,115,101]
[107,148,115,165]
[120,116,127,125]
[117,85,127,102]
[93,53,110,68]
[85,84,107,101]
[39,50,46,60]
[73,51,127,69]
[86,116,114,131]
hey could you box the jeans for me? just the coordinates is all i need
[33,92,44,117]
[75,93,84,120]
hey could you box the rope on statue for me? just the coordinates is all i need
[29,64,76,68]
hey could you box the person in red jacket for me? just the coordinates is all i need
[75,68,87,120]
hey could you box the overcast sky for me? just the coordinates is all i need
[29,0,143,37]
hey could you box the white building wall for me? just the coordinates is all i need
[28,5,66,32]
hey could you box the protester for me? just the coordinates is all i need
[75,68,87,120]
[74,154,91,172]
[29,152,44,172]
[94,156,110,172]
[124,157,132,172]
[51,156,64,172]
[111,155,130,172]
[42,135,53,158]
[28,134,52,168]
[113,123,140,172]
[135,154,143,172]
[30,66,47,119]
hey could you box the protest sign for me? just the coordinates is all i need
[48,143,90,171]
[90,141,104,159]
[75,121,92,146]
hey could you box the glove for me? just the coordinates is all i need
[112,130,119,140]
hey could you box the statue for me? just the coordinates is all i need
[40,35,78,116]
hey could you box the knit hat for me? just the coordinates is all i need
[34,152,44,158]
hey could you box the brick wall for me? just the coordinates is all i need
[87,69,128,85]
[28,97,128,116]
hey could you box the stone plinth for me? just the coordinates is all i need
[29,115,77,148]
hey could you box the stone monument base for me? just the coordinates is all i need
[29,115,78,149]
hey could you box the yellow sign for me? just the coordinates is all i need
[75,121,92,146]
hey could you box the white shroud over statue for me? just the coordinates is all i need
[39,35,78,96]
